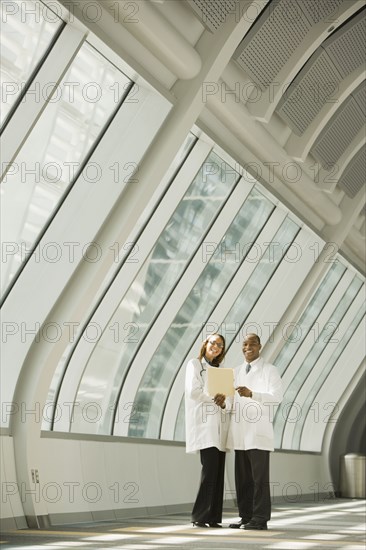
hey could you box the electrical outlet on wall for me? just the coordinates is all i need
[31,469,40,483]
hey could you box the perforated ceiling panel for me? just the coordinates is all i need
[276,10,365,135]
[353,81,366,117]
[300,0,345,25]
[187,0,238,32]
[234,0,312,90]
[338,146,366,198]
[326,12,366,77]
[310,97,364,169]
[277,49,341,135]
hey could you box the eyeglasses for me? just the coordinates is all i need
[207,340,224,349]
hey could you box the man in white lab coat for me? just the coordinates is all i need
[227,333,283,530]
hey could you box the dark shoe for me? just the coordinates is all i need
[192,521,208,528]
[208,522,222,528]
[244,521,267,530]
[229,519,250,528]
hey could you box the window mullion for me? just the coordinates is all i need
[0,24,86,181]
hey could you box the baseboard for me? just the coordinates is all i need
[0,515,28,530]
[48,503,193,525]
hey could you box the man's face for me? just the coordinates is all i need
[242,335,261,363]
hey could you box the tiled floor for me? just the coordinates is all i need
[1,499,365,549]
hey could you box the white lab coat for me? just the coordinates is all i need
[227,356,283,451]
[185,357,230,454]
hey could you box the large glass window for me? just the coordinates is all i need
[274,265,363,448]
[0,0,63,127]
[1,41,131,295]
[130,206,300,438]
[292,298,365,449]
[69,151,240,434]
[42,134,197,430]
[220,217,300,349]
[174,400,185,442]
[273,261,347,378]
[170,215,299,441]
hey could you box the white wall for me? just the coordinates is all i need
[1,433,333,527]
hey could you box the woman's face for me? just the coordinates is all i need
[205,335,224,361]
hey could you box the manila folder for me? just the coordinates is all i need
[207,367,234,397]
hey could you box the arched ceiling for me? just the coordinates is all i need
[58,0,365,271]
[189,0,366,269]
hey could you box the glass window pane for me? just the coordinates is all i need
[0,0,63,126]
[174,219,298,441]
[174,396,185,442]
[1,41,131,295]
[292,298,365,449]
[42,133,197,430]
[42,134,197,430]
[274,261,347,377]
[129,190,286,438]
[221,217,300,350]
[274,268,363,449]
[70,151,240,434]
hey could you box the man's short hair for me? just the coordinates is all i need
[245,333,261,345]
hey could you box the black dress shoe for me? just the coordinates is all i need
[229,519,250,528]
[208,522,222,528]
[244,521,267,530]
[192,521,208,528]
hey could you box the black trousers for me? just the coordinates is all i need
[234,449,271,523]
[191,447,226,523]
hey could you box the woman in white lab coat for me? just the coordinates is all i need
[185,333,228,528]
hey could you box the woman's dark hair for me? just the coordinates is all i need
[198,333,226,366]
